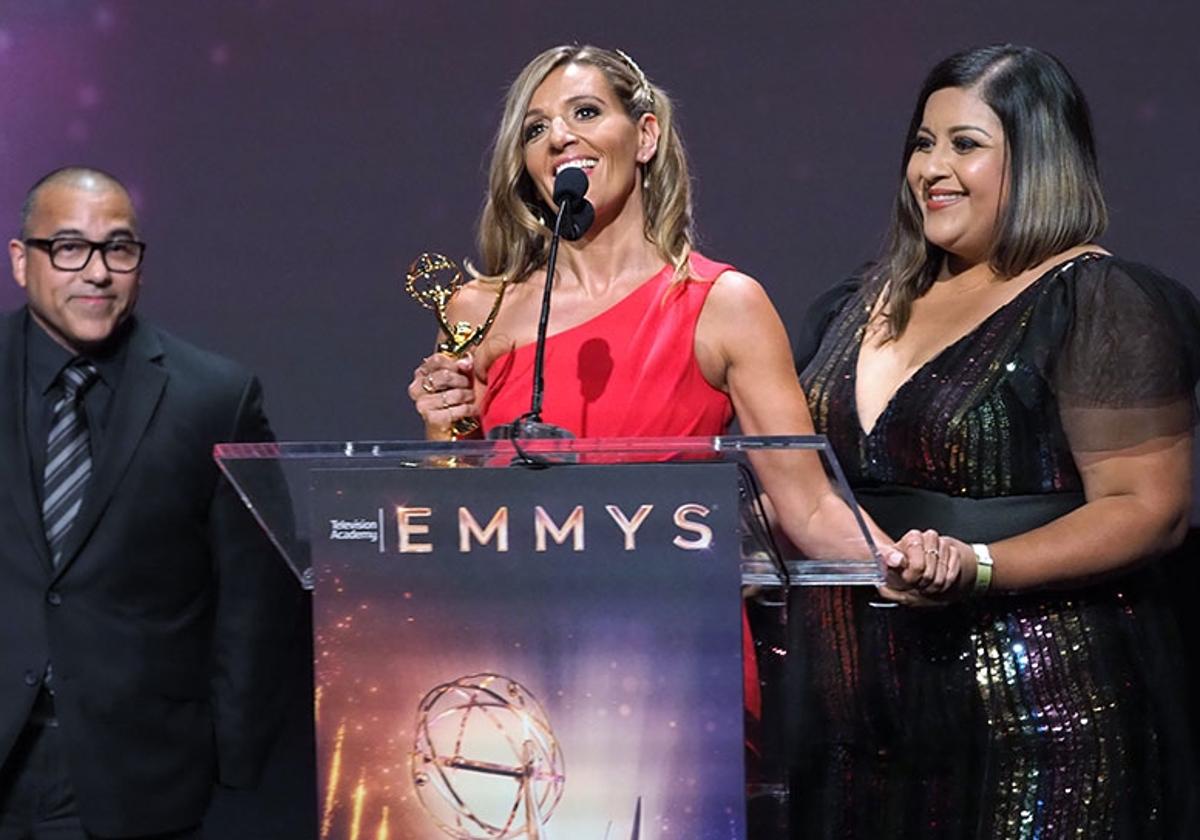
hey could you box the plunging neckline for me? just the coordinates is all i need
[852,252,1106,437]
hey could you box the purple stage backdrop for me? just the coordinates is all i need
[2,6,1199,837]
[1,2,1197,494]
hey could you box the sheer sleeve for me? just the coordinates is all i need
[1049,257,1200,453]
[794,268,869,372]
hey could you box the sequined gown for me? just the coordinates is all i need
[793,253,1200,839]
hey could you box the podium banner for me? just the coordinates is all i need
[309,461,747,840]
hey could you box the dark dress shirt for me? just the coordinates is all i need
[23,312,128,507]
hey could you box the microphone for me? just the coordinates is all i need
[489,167,594,443]
[553,167,595,242]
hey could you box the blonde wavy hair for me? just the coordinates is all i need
[476,45,695,283]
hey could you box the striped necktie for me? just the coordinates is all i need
[42,360,99,567]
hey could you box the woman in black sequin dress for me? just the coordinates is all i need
[792,44,1200,838]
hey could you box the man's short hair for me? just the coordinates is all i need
[20,166,133,238]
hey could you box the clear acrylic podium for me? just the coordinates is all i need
[215,435,882,840]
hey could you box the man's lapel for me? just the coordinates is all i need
[0,311,54,569]
[53,319,167,579]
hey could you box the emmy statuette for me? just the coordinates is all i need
[405,253,506,440]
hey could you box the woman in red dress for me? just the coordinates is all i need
[405,44,952,584]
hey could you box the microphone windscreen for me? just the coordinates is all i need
[552,167,589,207]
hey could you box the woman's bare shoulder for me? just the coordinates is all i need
[704,269,777,321]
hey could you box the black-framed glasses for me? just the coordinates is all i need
[24,237,147,273]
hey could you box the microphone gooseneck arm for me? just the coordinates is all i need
[487,166,591,444]
[528,199,571,422]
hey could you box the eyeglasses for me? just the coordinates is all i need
[24,237,147,273]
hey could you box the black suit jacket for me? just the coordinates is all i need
[0,309,299,836]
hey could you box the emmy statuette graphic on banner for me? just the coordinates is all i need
[410,673,641,840]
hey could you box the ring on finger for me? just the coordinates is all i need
[440,393,449,409]
[422,375,436,394]
[925,548,939,557]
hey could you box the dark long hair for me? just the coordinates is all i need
[876,44,1107,338]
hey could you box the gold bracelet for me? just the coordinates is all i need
[971,543,994,595]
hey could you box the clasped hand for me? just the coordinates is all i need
[878,529,977,606]
[408,353,478,435]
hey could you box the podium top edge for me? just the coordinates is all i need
[213,435,831,461]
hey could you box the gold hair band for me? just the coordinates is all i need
[615,48,654,106]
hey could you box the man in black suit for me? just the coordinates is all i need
[0,167,299,838]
